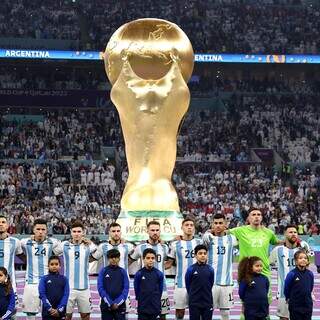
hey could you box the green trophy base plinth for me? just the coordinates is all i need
[117,210,183,242]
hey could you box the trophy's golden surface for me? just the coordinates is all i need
[105,18,194,213]
[105,19,194,84]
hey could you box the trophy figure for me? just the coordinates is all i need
[104,18,194,240]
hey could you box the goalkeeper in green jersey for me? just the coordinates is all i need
[229,208,282,278]
[228,208,283,320]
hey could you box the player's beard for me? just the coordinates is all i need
[151,235,159,242]
[288,237,297,245]
[112,237,121,244]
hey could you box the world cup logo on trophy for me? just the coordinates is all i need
[104,18,194,240]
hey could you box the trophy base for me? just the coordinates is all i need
[116,210,183,242]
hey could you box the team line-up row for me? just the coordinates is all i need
[0,210,315,320]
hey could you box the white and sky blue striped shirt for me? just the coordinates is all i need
[59,241,96,290]
[203,232,237,286]
[269,241,309,298]
[130,241,169,273]
[21,237,60,284]
[92,242,133,272]
[168,238,202,288]
[0,237,23,291]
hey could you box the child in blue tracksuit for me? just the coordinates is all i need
[0,267,15,320]
[38,255,70,320]
[284,250,314,320]
[238,256,269,320]
[185,244,214,320]
[97,248,129,320]
[134,248,164,320]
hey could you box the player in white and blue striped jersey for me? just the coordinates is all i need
[0,215,23,294]
[91,222,133,314]
[20,218,61,320]
[166,217,202,320]
[91,222,133,272]
[202,213,238,320]
[129,220,169,319]
[55,220,96,320]
[269,225,311,320]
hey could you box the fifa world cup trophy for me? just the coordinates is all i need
[104,18,194,240]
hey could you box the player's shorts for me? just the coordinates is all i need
[22,283,41,314]
[67,288,92,314]
[212,285,234,310]
[161,290,170,314]
[173,287,188,309]
[276,297,289,318]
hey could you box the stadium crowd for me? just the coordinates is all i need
[0,0,319,53]
[0,1,318,320]
[0,158,319,237]
[0,161,120,235]
[0,66,108,91]
[0,0,80,42]
[0,110,121,160]
[1,87,320,163]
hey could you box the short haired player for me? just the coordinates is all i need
[55,220,96,320]
[21,218,61,320]
[165,218,202,320]
[203,213,238,320]
[269,224,311,320]
[129,220,169,319]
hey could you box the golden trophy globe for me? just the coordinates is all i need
[104,18,194,241]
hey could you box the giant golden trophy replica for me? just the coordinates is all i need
[104,18,194,240]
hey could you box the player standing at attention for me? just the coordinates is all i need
[165,217,202,320]
[91,222,133,313]
[129,220,169,319]
[203,213,238,320]
[228,208,282,320]
[56,220,96,320]
[229,208,281,278]
[0,215,23,295]
[21,218,61,320]
[91,222,133,273]
[269,225,311,320]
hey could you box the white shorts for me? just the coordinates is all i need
[213,285,234,310]
[277,297,289,318]
[173,287,188,310]
[22,283,41,314]
[161,290,170,314]
[67,288,92,314]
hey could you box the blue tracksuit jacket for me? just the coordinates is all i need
[185,262,214,308]
[0,285,15,320]
[134,267,164,316]
[239,273,269,319]
[284,267,314,313]
[97,265,129,309]
[38,272,70,318]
